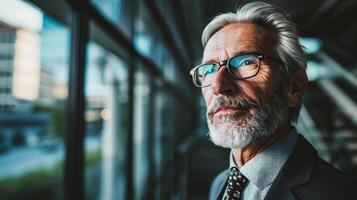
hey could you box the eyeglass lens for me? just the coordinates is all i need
[195,54,260,87]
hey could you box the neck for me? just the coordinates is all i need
[233,124,293,167]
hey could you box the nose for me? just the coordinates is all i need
[211,66,238,95]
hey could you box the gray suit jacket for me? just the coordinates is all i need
[209,134,356,200]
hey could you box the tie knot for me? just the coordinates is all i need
[223,167,248,200]
[229,167,247,183]
[230,167,239,174]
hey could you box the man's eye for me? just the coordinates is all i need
[240,59,255,66]
[206,67,215,74]
[230,56,257,69]
[198,65,215,78]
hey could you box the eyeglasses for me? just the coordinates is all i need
[189,53,281,87]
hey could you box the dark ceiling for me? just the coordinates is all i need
[180,0,357,66]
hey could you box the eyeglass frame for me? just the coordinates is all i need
[189,52,283,88]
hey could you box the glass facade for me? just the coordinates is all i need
[91,0,122,25]
[133,67,152,200]
[84,42,129,200]
[0,0,198,200]
[0,1,70,199]
[133,0,162,65]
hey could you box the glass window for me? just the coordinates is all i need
[133,1,164,67]
[133,67,154,200]
[84,42,129,200]
[90,0,134,37]
[91,0,122,25]
[0,1,70,200]
[91,0,137,39]
[152,82,173,199]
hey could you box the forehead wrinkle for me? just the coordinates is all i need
[202,23,278,65]
[203,44,261,64]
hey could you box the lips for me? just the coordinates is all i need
[214,106,242,115]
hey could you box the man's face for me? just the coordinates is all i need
[202,23,289,148]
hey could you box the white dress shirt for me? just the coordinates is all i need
[229,129,298,200]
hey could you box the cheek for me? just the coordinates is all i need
[243,69,282,102]
[202,88,212,107]
[201,81,263,106]
[246,83,275,104]
[236,81,261,103]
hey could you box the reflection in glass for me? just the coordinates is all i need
[133,68,152,200]
[85,42,128,200]
[133,0,164,67]
[0,1,70,199]
[91,0,122,26]
[152,82,171,199]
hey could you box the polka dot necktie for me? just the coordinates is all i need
[222,167,248,200]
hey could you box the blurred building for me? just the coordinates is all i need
[39,67,56,106]
[0,21,16,111]
[0,20,41,112]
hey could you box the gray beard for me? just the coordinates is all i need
[206,93,287,149]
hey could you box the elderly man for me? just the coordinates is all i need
[189,1,355,200]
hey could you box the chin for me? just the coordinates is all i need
[207,115,280,149]
[208,122,254,149]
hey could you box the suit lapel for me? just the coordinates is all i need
[264,135,318,200]
[215,171,229,200]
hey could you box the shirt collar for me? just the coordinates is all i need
[229,128,298,190]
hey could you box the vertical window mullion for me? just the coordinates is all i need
[126,1,137,199]
[65,1,88,200]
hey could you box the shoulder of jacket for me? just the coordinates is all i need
[314,158,356,186]
[294,157,357,199]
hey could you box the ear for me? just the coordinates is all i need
[284,68,308,108]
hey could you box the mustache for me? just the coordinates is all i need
[207,95,258,116]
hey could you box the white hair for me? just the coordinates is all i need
[201,1,306,123]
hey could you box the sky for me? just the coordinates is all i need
[0,0,43,32]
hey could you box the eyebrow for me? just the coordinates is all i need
[201,50,259,64]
